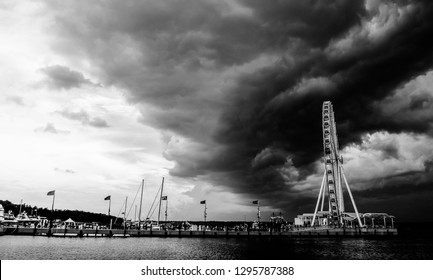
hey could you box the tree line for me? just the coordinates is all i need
[0,200,122,226]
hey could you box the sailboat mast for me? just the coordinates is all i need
[138,179,144,229]
[134,205,137,222]
[124,196,128,229]
[165,198,168,223]
[157,177,165,225]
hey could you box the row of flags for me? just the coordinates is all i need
[48,194,257,204]
[200,200,259,204]
[47,191,260,219]
[49,191,258,205]
[198,200,260,221]
[103,195,167,201]
[49,190,259,207]
[81,199,260,206]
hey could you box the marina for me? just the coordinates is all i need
[0,102,398,239]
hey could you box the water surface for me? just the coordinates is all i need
[1,223,432,260]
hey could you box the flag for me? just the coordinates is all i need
[104,195,111,201]
[200,200,206,204]
[252,200,259,204]
[161,196,167,200]
[47,190,55,196]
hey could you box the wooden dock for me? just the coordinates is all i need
[2,227,397,237]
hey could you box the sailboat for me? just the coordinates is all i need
[128,177,166,234]
[146,177,165,230]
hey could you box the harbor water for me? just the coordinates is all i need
[1,223,432,260]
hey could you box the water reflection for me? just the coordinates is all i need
[1,230,432,260]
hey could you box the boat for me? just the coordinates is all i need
[16,211,41,225]
[0,204,42,229]
[0,204,6,235]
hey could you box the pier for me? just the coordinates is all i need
[3,227,397,238]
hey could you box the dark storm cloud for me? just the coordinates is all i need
[57,109,109,128]
[45,0,433,220]
[354,170,432,200]
[349,169,433,221]
[41,65,97,89]
[425,158,433,173]
[239,0,366,47]
[210,1,433,209]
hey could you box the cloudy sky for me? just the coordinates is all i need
[1,0,433,222]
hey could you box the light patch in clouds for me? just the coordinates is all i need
[364,1,415,40]
[269,76,337,107]
[328,0,416,57]
[342,131,433,189]
[376,70,433,132]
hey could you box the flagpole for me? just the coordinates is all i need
[47,190,56,234]
[51,192,56,212]
[18,199,23,215]
[257,201,260,224]
[138,179,144,230]
[204,201,207,225]
[108,196,112,230]
[200,200,207,230]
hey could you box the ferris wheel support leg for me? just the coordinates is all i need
[338,165,345,213]
[341,167,363,227]
[312,170,326,227]
[320,177,326,212]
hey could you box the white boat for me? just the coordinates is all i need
[16,211,41,224]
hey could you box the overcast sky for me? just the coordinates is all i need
[1,0,433,222]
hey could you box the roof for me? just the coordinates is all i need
[361,213,395,219]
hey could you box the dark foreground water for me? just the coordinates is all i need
[1,223,432,260]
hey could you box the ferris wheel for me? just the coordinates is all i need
[311,101,363,227]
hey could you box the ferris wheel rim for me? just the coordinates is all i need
[322,101,343,224]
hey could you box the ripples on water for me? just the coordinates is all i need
[1,223,432,260]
